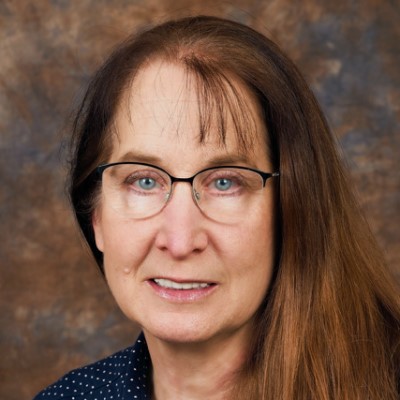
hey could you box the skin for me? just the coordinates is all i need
[92,60,276,399]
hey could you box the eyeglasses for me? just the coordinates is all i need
[96,162,279,223]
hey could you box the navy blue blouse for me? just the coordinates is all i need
[33,334,151,399]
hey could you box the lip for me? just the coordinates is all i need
[147,278,218,302]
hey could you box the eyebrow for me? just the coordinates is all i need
[206,154,254,167]
[116,151,162,164]
[115,151,254,168]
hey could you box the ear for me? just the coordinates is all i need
[92,209,104,252]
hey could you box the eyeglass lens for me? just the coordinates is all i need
[100,163,270,223]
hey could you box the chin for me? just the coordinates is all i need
[140,314,222,345]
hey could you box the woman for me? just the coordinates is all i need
[34,15,400,399]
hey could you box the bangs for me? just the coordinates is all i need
[112,54,269,162]
[183,57,265,155]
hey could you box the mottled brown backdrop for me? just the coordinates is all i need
[1,0,399,398]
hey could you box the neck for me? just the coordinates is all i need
[144,329,251,400]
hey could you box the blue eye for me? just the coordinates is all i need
[214,178,233,191]
[138,177,157,190]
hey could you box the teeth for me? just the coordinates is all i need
[154,278,210,290]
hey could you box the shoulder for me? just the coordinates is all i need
[33,335,151,399]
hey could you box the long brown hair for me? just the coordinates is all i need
[69,16,400,399]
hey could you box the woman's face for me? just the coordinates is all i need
[92,61,276,346]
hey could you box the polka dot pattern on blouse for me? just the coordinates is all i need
[33,334,151,399]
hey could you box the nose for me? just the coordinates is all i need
[154,182,208,259]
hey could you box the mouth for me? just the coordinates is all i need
[148,278,217,302]
[152,278,213,290]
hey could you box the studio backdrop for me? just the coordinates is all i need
[0,1,399,398]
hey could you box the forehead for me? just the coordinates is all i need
[111,61,270,170]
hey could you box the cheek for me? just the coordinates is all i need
[232,205,276,288]
[231,208,275,260]
[96,213,156,271]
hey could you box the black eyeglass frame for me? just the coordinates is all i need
[96,162,280,186]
